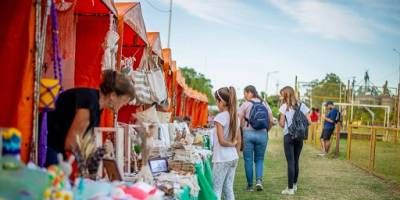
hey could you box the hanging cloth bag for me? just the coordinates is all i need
[145,49,168,103]
[132,58,153,104]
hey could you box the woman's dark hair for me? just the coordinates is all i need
[244,85,263,101]
[214,86,237,142]
[100,69,135,100]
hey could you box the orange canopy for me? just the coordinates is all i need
[115,2,148,70]
[147,32,163,60]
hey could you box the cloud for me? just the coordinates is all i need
[268,0,376,43]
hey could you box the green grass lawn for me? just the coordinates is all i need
[233,129,400,200]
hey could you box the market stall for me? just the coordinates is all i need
[114,2,149,124]
[1,0,214,199]
[174,69,186,118]
[162,48,174,110]
[115,2,148,70]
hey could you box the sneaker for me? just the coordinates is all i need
[246,186,254,192]
[293,184,298,192]
[318,153,326,157]
[281,188,295,195]
[255,180,263,191]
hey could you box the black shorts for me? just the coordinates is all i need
[321,128,335,141]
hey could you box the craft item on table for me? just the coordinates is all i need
[129,127,142,145]
[57,153,74,179]
[0,159,50,199]
[185,132,195,146]
[73,179,113,200]
[168,160,195,174]
[157,112,172,123]
[43,189,73,200]
[122,182,163,200]
[134,106,159,123]
[168,124,177,142]
[135,122,157,165]
[103,139,115,159]
[1,128,21,160]
[74,134,105,180]
[103,159,122,181]
[157,182,174,196]
[155,171,200,198]
[47,165,66,190]
[135,165,154,185]
[131,150,139,173]
[158,123,171,147]
[193,134,204,145]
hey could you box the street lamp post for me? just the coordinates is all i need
[167,0,173,48]
[394,48,400,128]
[266,71,279,97]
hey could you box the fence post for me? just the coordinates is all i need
[368,127,376,171]
[372,128,377,171]
[335,123,341,157]
[346,125,352,160]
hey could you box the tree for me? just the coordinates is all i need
[266,95,280,117]
[305,73,346,109]
[180,67,215,105]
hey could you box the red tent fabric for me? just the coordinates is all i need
[74,0,117,88]
[0,0,35,162]
[115,2,148,70]
[74,1,118,127]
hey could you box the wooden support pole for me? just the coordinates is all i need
[346,125,352,160]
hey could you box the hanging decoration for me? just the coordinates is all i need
[102,14,119,71]
[55,0,73,12]
[38,1,63,167]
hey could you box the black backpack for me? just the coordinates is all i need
[286,103,309,142]
[246,100,269,130]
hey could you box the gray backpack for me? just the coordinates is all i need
[285,103,309,142]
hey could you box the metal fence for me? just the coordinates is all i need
[346,125,400,183]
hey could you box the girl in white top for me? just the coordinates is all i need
[278,86,311,195]
[212,86,241,200]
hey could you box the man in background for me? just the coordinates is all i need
[320,101,339,156]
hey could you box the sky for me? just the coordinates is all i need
[116,0,400,96]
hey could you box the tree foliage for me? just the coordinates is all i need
[305,73,346,109]
[266,95,280,118]
[180,67,215,105]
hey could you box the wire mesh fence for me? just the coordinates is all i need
[346,125,400,183]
